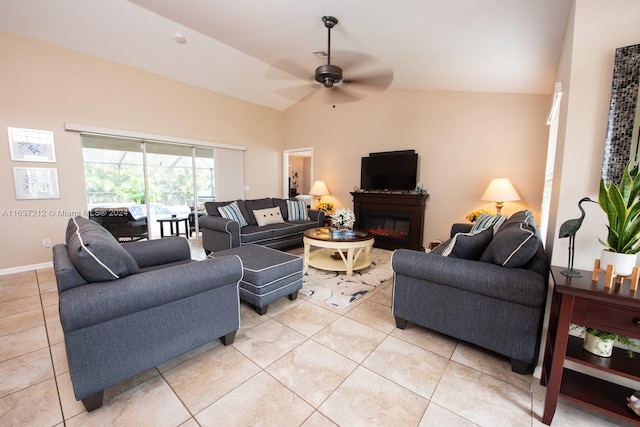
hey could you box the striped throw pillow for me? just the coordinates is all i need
[286,199,310,221]
[470,213,506,234]
[218,201,248,227]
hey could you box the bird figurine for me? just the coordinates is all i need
[558,196,596,277]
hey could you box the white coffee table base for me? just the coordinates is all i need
[303,236,374,277]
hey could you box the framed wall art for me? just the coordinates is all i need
[13,167,60,200]
[8,127,56,162]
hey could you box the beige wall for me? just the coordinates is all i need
[550,0,640,270]
[0,31,284,270]
[284,89,551,246]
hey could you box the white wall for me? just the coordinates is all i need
[0,31,284,270]
[550,0,640,270]
[284,89,550,247]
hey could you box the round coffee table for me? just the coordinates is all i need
[303,227,374,277]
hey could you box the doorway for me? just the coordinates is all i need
[283,148,313,199]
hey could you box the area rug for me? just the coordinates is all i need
[293,247,394,308]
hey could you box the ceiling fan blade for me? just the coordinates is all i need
[330,49,376,72]
[320,86,366,105]
[274,84,316,101]
[345,68,394,91]
[266,58,312,81]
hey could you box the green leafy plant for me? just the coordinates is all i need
[586,327,639,358]
[598,162,640,254]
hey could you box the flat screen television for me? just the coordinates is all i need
[360,150,418,191]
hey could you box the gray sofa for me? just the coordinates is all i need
[53,216,243,411]
[392,210,549,374]
[200,197,325,254]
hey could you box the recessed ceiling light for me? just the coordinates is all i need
[174,33,187,44]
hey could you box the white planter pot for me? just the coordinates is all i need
[583,331,613,357]
[600,249,637,276]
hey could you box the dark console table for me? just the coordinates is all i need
[542,266,640,425]
[351,191,428,251]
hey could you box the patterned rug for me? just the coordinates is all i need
[290,247,394,308]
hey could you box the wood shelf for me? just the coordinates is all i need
[566,335,640,382]
[542,266,640,425]
[560,369,638,424]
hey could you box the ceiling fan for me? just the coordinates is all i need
[270,16,393,105]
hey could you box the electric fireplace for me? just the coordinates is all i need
[351,192,428,251]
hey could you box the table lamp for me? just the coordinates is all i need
[481,178,520,214]
[309,180,331,207]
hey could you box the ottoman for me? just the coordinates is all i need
[214,245,303,315]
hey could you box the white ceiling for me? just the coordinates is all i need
[0,0,570,111]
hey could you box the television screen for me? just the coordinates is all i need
[360,151,418,191]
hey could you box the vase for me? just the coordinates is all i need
[600,249,637,276]
[583,330,613,357]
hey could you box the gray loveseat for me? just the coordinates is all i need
[200,197,325,254]
[392,210,549,373]
[53,216,243,411]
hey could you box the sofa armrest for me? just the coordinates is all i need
[307,209,325,226]
[391,249,547,307]
[200,215,240,252]
[59,255,243,332]
[451,223,473,237]
[122,237,190,269]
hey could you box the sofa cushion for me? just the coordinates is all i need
[287,199,310,221]
[442,227,493,260]
[254,207,285,227]
[66,216,140,282]
[244,198,275,225]
[470,213,507,233]
[479,214,539,268]
[218,201,249,227]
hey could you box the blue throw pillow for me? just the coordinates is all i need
[287,200,310,221]
[442,227,494,260]
[218,201,249,227]
[66,216,140,282]
[479,217,539,268]
[470,213,507,233]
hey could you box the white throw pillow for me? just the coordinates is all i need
[253,207,285,227]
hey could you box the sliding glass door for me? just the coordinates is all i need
[81,135,215,239]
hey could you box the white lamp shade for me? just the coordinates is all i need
[309,180,330,196]
[481,178,520,202]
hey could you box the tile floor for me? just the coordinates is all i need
[0,241,636,426]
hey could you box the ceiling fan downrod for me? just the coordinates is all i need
[315,16,343,88]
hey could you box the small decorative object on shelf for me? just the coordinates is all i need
[592,258,640,290]
[558,197,596,277]
[596,161,640,275]
[415,182,427,194]
[579,326,639,358]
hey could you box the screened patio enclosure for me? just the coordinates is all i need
[82,134,215,240]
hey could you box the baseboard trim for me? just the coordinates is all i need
[0,261,53,276]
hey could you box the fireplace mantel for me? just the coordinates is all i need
[351,191,428,251]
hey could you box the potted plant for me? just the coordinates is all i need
[598,162,640,275]
[582,327,639,358]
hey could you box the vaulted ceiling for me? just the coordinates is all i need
[0,0,571,111]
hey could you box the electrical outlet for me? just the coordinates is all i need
[43,239,51,248]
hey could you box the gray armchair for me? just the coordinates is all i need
[53,217,243,411]
[392,210,549,374]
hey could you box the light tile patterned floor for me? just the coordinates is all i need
[0,240,636,426]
